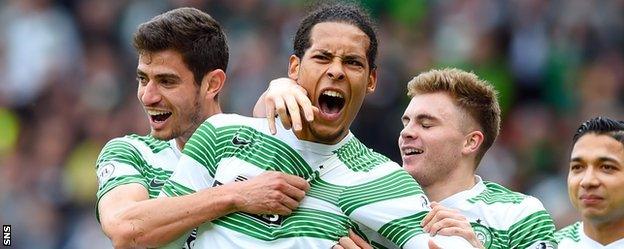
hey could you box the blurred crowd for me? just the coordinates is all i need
[0,0,622,248]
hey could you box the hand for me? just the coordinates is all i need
[428,239,442,249]
[332,230,372,249]
[261,78,318,134]
[231,171,310,215]
[421,202,484,248]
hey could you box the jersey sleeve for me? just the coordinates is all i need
[339,166,472,248]
[508,196,557,248]
[160,120,222,197]
[96,138,149,201]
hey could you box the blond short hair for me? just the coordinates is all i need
[407,68,501,161]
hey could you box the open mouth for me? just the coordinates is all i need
[403,148,424,156]
[318,90,345,115]
[148,110,172,123]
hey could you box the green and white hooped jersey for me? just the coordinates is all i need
[95,135,199,249]
[162,113,473,249]
[556,222,624,249]
[439,176,557,249]
[96,134,181,205]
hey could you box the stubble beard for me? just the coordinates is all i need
[309,125,345,145]
[176,96,203,144]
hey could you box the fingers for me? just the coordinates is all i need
[337,236,361,249]
[348,230,372,249]
[273,97,292,130]
[332,245,345,249]
[422,203,466,233]
[252,172,309,214]
[292,87,315,122]
[427,218,471,235]
[261,78,314,134]
[428,239,442,249]
[284,94,303,131]
[280,173,310,192]
[421,201,439,227]
[266,98,277,135]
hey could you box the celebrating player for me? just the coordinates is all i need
[95,8,308,248]
[162,3,474,249]
[257,68,557,249]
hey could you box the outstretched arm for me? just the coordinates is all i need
[98,171,309,249]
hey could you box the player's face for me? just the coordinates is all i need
[136,50,204,141]
[288,22,376,144]
[568,134,624,223]
[398,92,468,187]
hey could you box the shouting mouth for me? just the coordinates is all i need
[148,110,172,124]
[318,89,345,120]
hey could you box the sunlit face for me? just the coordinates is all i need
[288,22,377,144]
[136,49,204,141]
[568,134,624,223]
[398,92,469,186]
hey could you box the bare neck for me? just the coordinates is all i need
[424,162,477,202]
[584,217,624,245]
[176,103,222,150]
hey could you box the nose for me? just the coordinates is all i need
[580,166,600,189]
[138,81,161,106]
[399,122,417,141]
[326,60,345,81]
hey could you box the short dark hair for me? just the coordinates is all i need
[573,116,624,145]
[133,7,228,85]
[293,3,378,70]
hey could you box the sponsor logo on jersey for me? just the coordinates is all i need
[232,135,251,146]
[97,163,116,188]
[472,222,493,248]
[528,241,555,249]
[149,178,166,189]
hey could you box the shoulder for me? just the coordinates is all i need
[191,114,272,140]
[101,134,170,153]
[470,181,553,226]
[335,136,392,173]
[204,113,265,129]
[555,222,582,243]
[469,181,530,205]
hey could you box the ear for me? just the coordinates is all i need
[462,130,484,156]
[366,67,377,94]
[288,55,300,80]
[201,69,226,100]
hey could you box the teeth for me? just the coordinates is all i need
[405,148,423,155]
[322,90,343,99]
[147,110,171,115]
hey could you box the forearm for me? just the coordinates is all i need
[103,185,237,248]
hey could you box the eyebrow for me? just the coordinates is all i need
[415,114,438,122]
[342,54,365,62]
[136,70,181,81]
[154,73,181,82]
[570,156,620,164]
[402,113,438,124]
[314,50,365,61]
